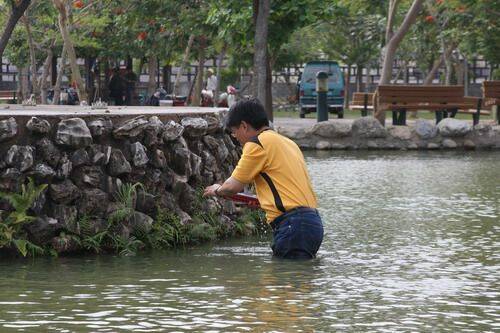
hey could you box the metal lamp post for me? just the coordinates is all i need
[316,71,328,122]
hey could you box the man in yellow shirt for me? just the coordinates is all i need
[203,99,323,259]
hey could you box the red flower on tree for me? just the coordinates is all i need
[424,15,435,23]
[137,32,147,41]
[73,0,84,9]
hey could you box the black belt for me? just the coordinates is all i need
[269,207,318,231]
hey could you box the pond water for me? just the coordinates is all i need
[1,151,499,332]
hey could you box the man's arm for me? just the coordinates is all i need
[203,177,245,197]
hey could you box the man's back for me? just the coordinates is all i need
[232,130,317,222]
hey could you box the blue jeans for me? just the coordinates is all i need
[270,207,324,259]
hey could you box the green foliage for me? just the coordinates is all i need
[235,208,270,237]
[220,67,241,89]
[81,231,108,254]
[492,68,500,80]
[54,231,81,249]
[108,182,144,225]
[143,208,189,249]
[0,178,47,257]
[109,234,144,256]
[186,220,217,243]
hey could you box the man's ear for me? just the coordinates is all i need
[240,121,249,130]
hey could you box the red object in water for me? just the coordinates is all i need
[227,193,260,208]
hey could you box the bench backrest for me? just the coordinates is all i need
[483,81,500,99]
[377,85,465,105]
[351,92,374,106]
[0,91,16,97]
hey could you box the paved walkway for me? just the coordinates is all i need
[0,105,225,117]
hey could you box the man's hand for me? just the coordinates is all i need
[203,177,246,198]
[203,184,222,197]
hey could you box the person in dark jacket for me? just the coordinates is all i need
[124,66,138,105]
[108,67,126,106]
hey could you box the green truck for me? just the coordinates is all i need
[298,61,345,118]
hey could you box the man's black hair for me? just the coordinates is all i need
[225,98,269,129]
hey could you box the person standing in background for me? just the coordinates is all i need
[108,67,126,106]
[124,66,138,106]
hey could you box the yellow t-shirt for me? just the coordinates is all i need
[231,129,317,222]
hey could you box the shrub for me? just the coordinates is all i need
[0,178,47,257]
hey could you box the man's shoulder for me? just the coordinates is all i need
[259,130,300,152]
[259,130,287,144]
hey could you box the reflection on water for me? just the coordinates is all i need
[0,151,499,332]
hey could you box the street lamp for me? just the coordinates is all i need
[316,71,328,122]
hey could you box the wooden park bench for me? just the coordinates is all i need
[483,80,500,124]
[349,92,374,117]
[376,85,488,126]
[0,91,17,104]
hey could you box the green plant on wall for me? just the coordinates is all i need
[143,208,188,249]
[0,178,47,257]
[235,208,269,237]
[109,234,144,257]
[78,215,108,254]
[108,182,145,225]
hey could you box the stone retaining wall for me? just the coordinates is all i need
[0,111,242,254]
[276,117,500,150]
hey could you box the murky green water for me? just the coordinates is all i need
[1,151,499,332]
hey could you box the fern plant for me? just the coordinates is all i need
[81,231,108,253]
[109,234,144,256]
[138,208,188,249]
[108,182,145,224]
[0,178,47,256]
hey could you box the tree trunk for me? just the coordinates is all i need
[147,55,158,97]
[380,0,423,85]
[463,57,469,96]
[391,65,403,84]
[365,63,371,92]
[53,0,87,102]
[192,36,206,107]
[0,0,31,60]
[40,48,54,104]
[403,61,409,84]
[444,45,453,85]
[344,65,351,110]
[22,15,39,101]
[385,0,399,43]
[18,67,30,102]
[423,43,456,85]
[265,53,273,122]
[173,34,195,96]
[356,65,363,92]
[53,45,67,105]
[376,0,424,125]
[489,63,496,80]
[253,0,271,119]
[214,43,227,106]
